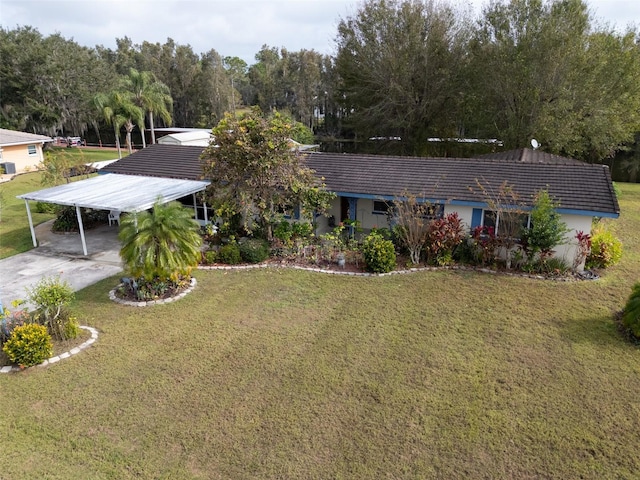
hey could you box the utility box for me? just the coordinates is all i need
[0,162,16,174]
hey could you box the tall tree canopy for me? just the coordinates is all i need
[201,108,332,240]
[335,0,468,155]
[466,0,640,161]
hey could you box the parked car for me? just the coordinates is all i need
[66,136,83,147]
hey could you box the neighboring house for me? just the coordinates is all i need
[103,145,620,267]
[157,130,213,147]
[0,128,53,174]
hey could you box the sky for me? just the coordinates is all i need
[1,0,639,64]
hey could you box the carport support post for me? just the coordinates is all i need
[75,205,88,256]
[24,199,37,247]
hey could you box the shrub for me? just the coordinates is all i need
[425,212,465,265]
[239,238,270,263]
[202,249,218,265]
[52,206,79,232]
[35,201,59,214]
[217,243,242,264]
[0,308,30,344]
[469,226,499,266]
[521,190,568,261]
[27,277,75,341]
[586,225,622,269]
[622,283,640,339]
[362,231,396,273]
[2,323,53,367]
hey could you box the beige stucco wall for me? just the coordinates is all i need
[316,196,596,270]
[0,143,45,173]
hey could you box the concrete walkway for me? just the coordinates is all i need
[0,220,123,308]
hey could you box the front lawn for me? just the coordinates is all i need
[0,184,638,479]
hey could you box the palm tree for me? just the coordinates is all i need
[124,68,173,147]
[119,200,203,282]
[94,89,144,156]
[94,91,126,158]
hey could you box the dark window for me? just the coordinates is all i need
[372,200,390,214]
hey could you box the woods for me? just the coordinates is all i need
[1,0,640,178]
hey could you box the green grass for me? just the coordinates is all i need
[0,185,638,479]
[0,149,125,259]
[46,146,124,163]
[0,172,57,258]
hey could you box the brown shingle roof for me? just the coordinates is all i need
[102,144,206,180]
[304,152,619,216]
[102,145,619,217]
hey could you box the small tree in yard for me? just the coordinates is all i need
[392,193,435,265]
[522,189,569,263]
[472,179,528,269]
[201,108,332,242]
[119,200,202,282]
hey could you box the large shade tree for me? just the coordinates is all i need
[201,108,333,241]
[119,200,202,282]
[466,0,640,161]
[335,0,468,155]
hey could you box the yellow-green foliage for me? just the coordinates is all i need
[362,231,396,273]
[2,323,53,367]
[622,283,640,339]
[586,224,623,269]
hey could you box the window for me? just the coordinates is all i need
[482,210,530,238]
[27,145,37,156]
[372,200,390,215]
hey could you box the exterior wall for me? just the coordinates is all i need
[0,143,45,173]
[316,195,595,271]
[553,213,593,269]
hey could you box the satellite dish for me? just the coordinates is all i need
[531,139,540,150]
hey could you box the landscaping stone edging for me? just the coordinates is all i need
[0,326,98,374]
[198,263,581,281]
[109,277,197,306]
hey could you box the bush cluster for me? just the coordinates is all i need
[362,231,396,273]
[28,277,78,341]
[2,323,53,367]
[622,283,640,339]
[239,238,270,263]
[586,225,623,269]
[217,243,242,264]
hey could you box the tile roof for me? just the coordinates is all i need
[102,144,206,180]
[304,152,619,216]
[478,148,583,165]
[101,144,620,217]
[0,128,53,146]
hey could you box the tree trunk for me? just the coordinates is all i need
[141,123,147,149]
[149,111,156,144]
[125,122,133,154]
[114,125,122,159]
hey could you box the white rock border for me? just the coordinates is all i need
[109,277,197,306]
[0,326,98,374]
[198,263,579,281]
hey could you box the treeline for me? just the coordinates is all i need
[1,0,640,178]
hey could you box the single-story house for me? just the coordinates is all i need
[17,142,617,264]
[99,144,619,268]
[0,128,53,175]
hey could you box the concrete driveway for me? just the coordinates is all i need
[0,220,123,309]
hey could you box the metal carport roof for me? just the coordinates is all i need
[17,174,210,255]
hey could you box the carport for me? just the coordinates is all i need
[17,174,210,255]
